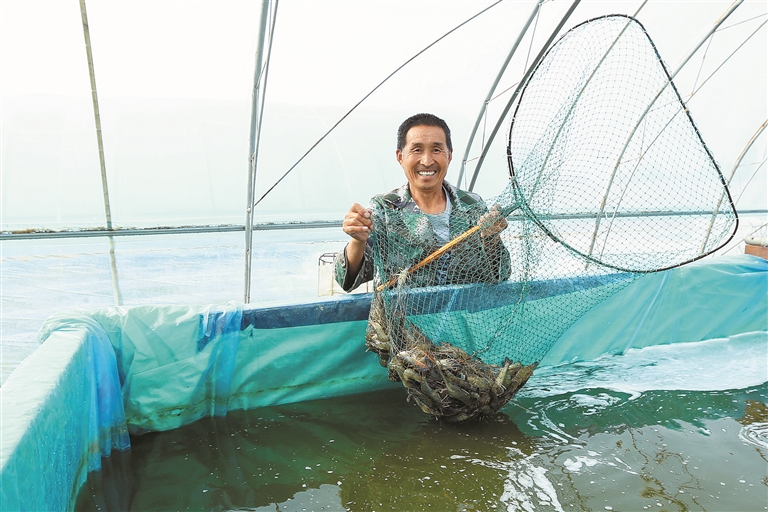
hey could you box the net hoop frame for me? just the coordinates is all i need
[505,14,739,274]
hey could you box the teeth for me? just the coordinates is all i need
[418,171,436,176]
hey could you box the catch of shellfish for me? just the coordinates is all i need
[366,296,536,422]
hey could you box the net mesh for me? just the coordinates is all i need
[365,15,737,422]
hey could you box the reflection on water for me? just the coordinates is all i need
[76,381,767,511]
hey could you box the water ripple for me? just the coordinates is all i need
[470,448,565,512]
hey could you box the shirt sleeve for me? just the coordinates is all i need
[334,238,374,292]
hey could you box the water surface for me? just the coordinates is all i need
[76,333,768,511]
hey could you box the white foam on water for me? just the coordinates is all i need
[537,411,580,444]
[569,392,623,413]
[477,331,766,510]
[563,455,599,472]
[470,448,565,512]
[739,422,768,450]
[522,331,768,399]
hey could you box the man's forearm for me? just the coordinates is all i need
[345,238,367,277]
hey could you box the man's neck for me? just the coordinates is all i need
[411,184,447,214]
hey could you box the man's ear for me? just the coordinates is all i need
[396,148,404,166]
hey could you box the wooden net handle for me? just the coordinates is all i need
[376,224,482,292]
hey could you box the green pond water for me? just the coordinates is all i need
[76,376,767,511]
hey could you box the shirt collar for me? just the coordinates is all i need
[385,181,460,212]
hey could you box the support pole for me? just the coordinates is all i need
[244,0,275,303]
[79,0,122,306]
[698,118,766,254]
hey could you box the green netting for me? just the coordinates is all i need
[366,15,738,422]
[408,279,633,365]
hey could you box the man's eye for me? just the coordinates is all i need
[411,148,422,154]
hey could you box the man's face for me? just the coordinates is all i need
[396,125,452,196]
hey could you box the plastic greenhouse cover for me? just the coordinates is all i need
[1,1,765,231]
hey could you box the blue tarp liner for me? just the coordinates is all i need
[0,318,129,511]
[0,255,765,510]
[544,254,768,364]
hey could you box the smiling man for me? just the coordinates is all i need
[335,112,510,292]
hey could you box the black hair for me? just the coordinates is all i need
[396,113,452,152]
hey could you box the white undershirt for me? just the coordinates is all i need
[425,188,452,246]
[424,188,452,284]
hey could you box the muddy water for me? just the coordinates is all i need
[76,335,768,511]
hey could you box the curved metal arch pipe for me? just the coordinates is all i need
[698,118,768,254]
[456,0,545,188]
[467,0,582,191]
[245,0,279,303]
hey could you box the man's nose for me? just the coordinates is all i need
[420,152,435,166]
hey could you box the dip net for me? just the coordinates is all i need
[366,15,737,422]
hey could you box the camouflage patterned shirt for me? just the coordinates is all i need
[334,181,511,291]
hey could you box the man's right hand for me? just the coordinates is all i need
[342,203,372,277]
[342,203,373,243]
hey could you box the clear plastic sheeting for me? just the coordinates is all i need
[36,299,392,434]
[2,2,765,231]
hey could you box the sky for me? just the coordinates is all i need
[1,0,766,229]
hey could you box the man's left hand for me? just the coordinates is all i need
[479,204,508,239]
